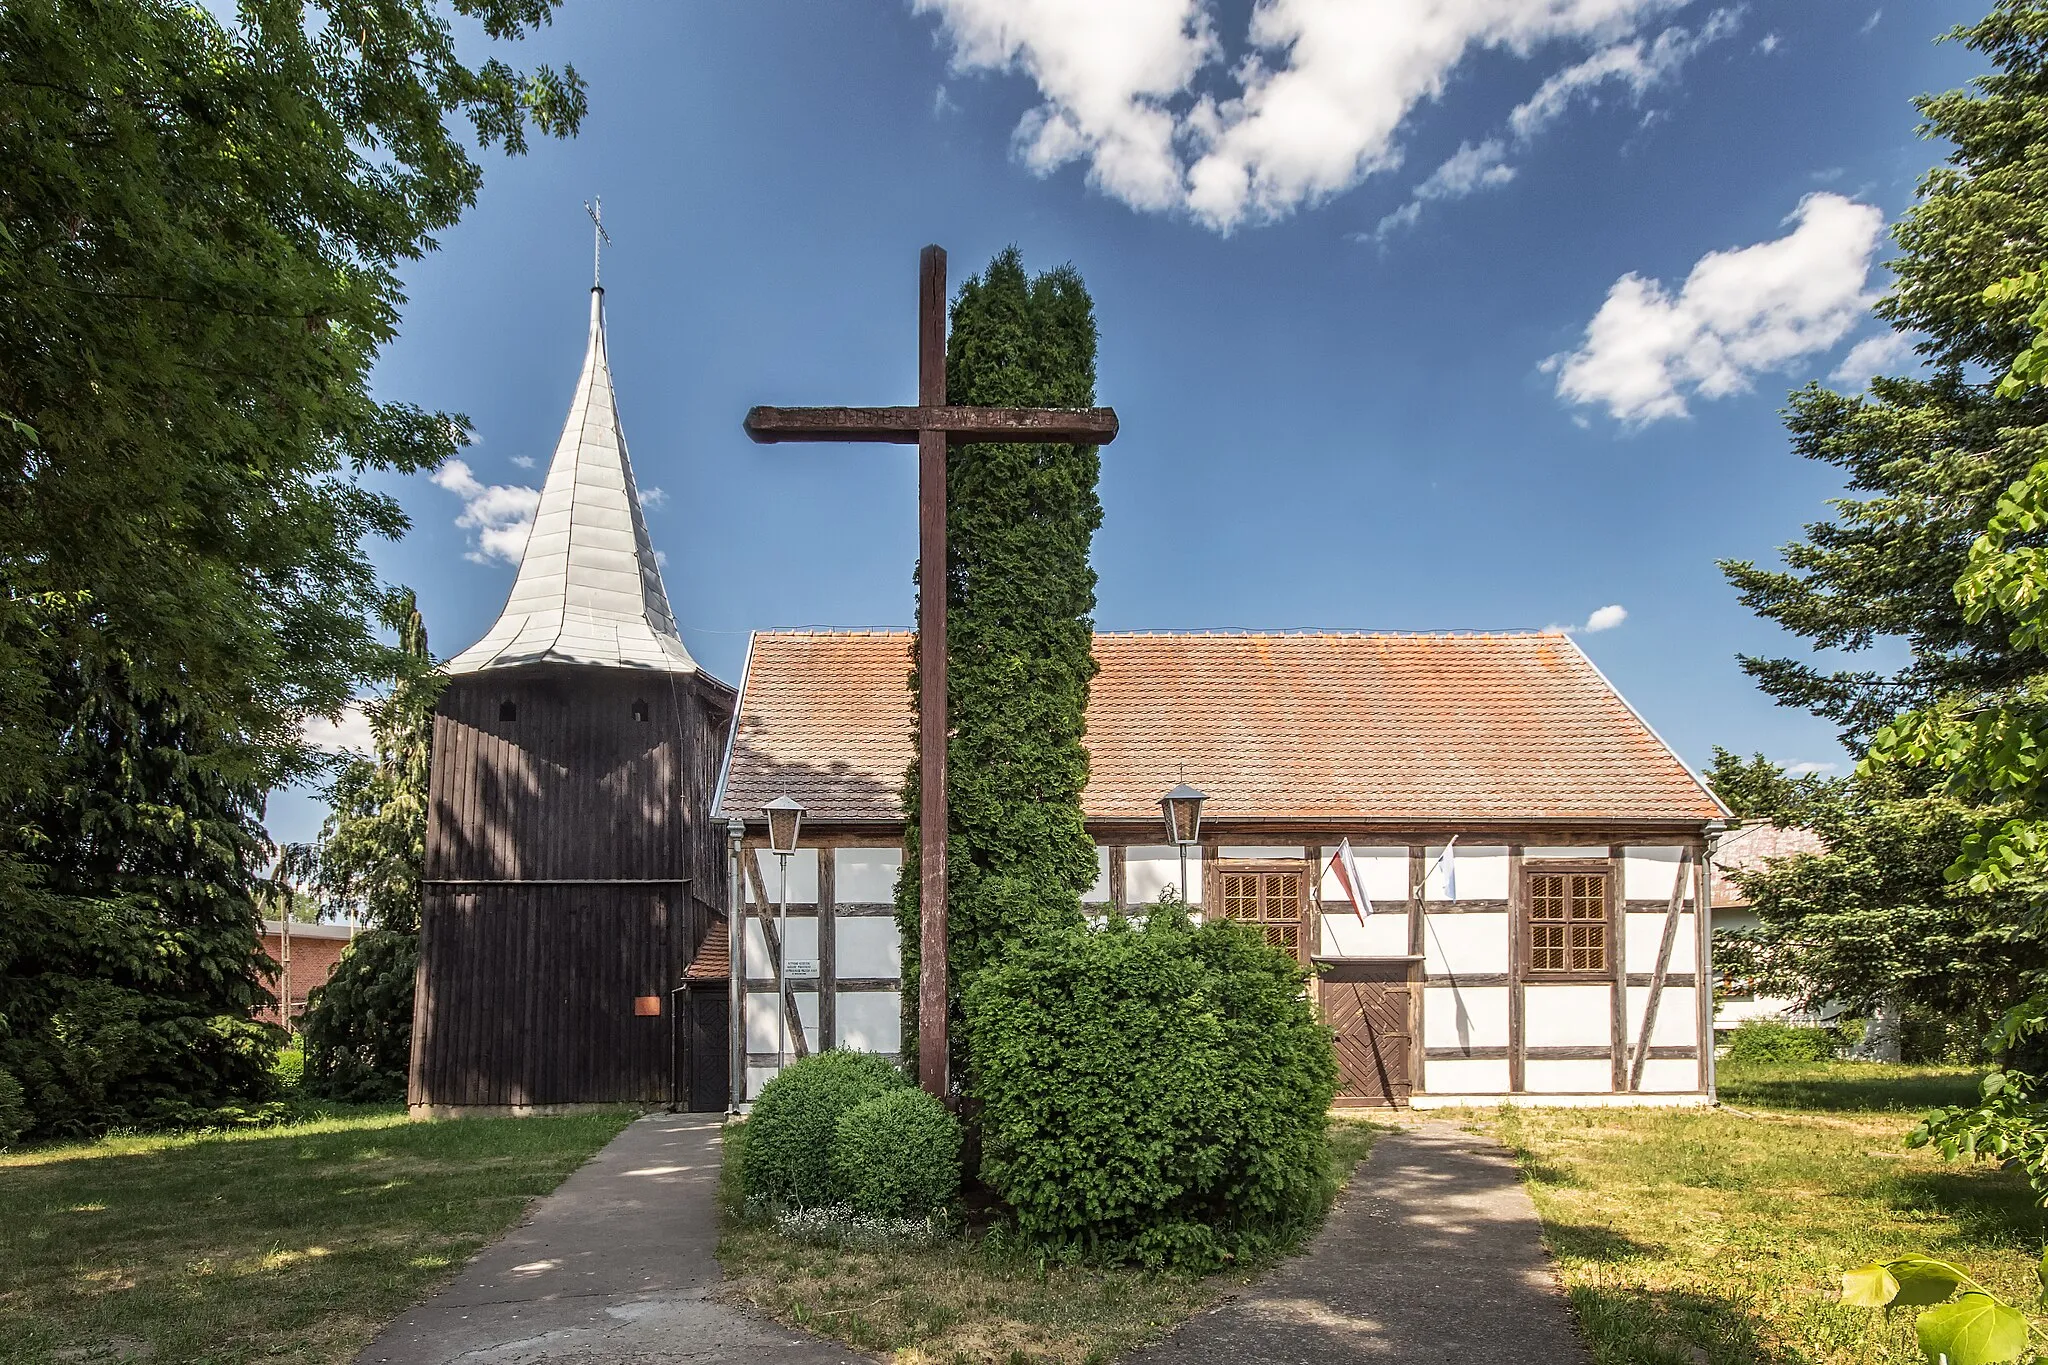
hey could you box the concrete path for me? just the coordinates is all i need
[1126,1122,1588,1364]
[355,1113,859,1365]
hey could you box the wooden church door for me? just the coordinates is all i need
[1321,961,1414,1107]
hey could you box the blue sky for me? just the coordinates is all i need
[274,0,1988,844]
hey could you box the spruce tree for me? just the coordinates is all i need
[897,248,1104,1069]
[0,659,278,1136]
[1721,3,2048,748]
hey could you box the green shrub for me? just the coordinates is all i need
[272,1040,305,1094]
[1724,1018,1841,1063]
[830,1087,961,1217]
[299,930,417,1101]
[744,1050,906,1208]
[964,904,1339,1271]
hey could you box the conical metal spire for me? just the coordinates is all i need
[446,287,701,675]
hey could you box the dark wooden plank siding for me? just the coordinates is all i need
[416,667,735,1109]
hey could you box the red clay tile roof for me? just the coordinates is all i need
[714,630,1724,827]
[683,916,729,980]
[1711,822,1827,905]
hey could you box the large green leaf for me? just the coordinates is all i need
[1889,1255,1968,1308]
[1914,1293,2029,1365]
[1844,1262,1902,1309]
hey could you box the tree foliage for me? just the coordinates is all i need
[0,659,281,1138]
[0,0,582,885]
[1717,771,2048,1033]
[1719,3,2048,750]
[1706,747,1834,823]
[311,591,441,935]
[897,247,1104,1070]
[298,929,418,1101]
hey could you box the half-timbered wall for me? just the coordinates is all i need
[739,845,904,1098]
[729,830,1709,1106]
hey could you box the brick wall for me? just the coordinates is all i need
[258,924,357,1026]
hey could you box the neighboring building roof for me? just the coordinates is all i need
[683,916,729,981]
[1711,822,1827,906]
[715,630,1726,827]
[260,919,358,941]
[447,288,703,676]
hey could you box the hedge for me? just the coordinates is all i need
[964,905,1338,1270]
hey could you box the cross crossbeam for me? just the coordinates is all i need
[743,245,1118,1101]
[745,405,1119,446]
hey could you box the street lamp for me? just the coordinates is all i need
[1159,781,1206,906]
[726,816,746,1112]
[763,795,806,1075]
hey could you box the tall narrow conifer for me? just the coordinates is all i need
[898,248,1104,1066]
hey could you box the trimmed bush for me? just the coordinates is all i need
[1724,1018,1842,1063]
[831,1087,962,1217]
[964,904,1339,1271]
[744,1050,907,1208]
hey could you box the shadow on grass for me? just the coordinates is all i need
[1544,1222,1664,1264]
[1567,1283,1793,1365]
[1880,1164,2048,1249]
[1717,1064,1983,1115]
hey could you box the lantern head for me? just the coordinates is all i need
[1160,783,1206,847]
[763,795,806,856]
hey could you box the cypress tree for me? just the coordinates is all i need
[898,248,1104,1069]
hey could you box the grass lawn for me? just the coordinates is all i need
[0,1104,633,1365]
[1467,1061,2043,1365]
[716,1118,1383,1364]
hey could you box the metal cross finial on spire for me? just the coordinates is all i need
[584,197,611,288]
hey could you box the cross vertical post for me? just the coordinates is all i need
[915,245,951,1098]
[742,246,1119,1103]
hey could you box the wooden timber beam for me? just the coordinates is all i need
[744,405,1120,446]
[1627,847,1693,1092]
[742,851,810,1060]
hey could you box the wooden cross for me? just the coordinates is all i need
[744,245,1119,1099]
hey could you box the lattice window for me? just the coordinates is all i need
[1218,870,1303,954]
[1527,871,1608,974]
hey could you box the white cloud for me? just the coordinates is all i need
[432,459,540,564]
[914,0,1217,213]
[301,701,374,756]
[1547,192,1885,424]
[1507,9,1739,141]
[511,454,537,469]
[1756,32,1779,54]
[915,0,1729,231]
[641,485,668,510]
[1830,332,1913,386]
[1546,604,1628,633]
[1583,603,1628,632]
[1861,9,1881,35]
[1784,760,1838,777]
[1371,138,1515,239]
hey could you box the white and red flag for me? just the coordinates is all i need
[1324,839,1374,917]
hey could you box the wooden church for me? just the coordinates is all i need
[409,284,736,1116]
[409,279,1732,1115]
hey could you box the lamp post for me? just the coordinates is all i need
[1159,781,1206,907]
[726,816,746,1112]
[763,795,806,1075]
